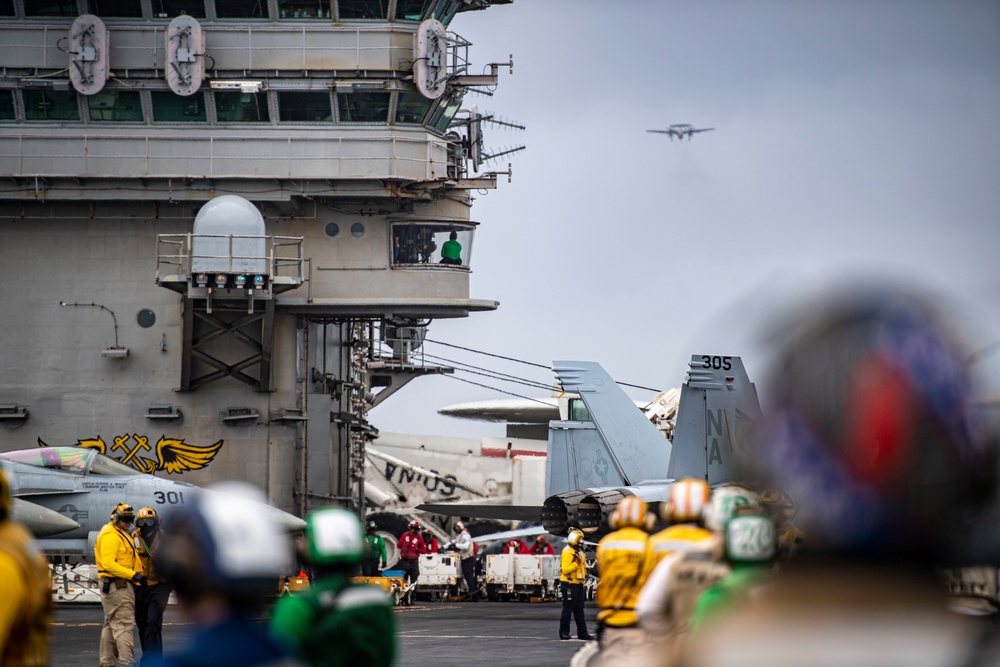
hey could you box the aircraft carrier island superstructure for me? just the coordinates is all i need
[0,0,518,536]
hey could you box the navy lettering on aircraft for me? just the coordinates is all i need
[382,462,457,496]
[700,355,732,371]
[707,409,724,466]
[38,434,224,475]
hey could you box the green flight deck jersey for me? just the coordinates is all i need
[270,574,396,667]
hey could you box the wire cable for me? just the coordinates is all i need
[424,338,662,393]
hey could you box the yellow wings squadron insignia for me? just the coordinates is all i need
[150,437,224,474]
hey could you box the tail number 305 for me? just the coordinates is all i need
[701,355,732,371]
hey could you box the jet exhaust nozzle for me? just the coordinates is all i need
[578,489,632,533]
[541,490,588,537]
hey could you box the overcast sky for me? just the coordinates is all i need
[370,0,1000,439]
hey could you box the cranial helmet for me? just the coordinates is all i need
[155,484,292,605]
[304,507,365,568]
[408,520,420,531]
[366,520,377,533]
[454,521,466,533]
[136,506,159,528]
[662,478,710,523]
[535,535,547,543]
[112,503,136,523]
[609,496,655,531]
[703,484,758,533]
[724,509,777,563]
[753,286,999,563]
[567,529,585,548]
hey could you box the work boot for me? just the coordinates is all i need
[559,635,571,640]
[578,633,594,641]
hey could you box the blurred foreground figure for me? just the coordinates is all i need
[683,287,1000,667]
[147,483,299,667]
[0,467,51,667]
[270,507,396,667]
[595,496,653,659]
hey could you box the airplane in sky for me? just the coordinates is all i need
[419,355,762,540]
[1,445,305,560]
[646,123,715,141]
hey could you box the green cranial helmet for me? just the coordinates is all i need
[305,507,365,567]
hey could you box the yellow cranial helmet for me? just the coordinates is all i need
[112,503,136,523]
[567,529,585,547]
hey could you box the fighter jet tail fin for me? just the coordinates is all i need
[667,355,762,485]
[546,361,671,496]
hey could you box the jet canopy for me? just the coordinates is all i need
[0,447,141,476]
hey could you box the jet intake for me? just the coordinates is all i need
[540,490,589,537]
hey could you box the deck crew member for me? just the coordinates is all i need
[559,528,593,641]
[453,521,479,601]
[397,521,425,606]
[133,507,171,661]
[529,535,555,556]
[596,496,654,660]
[642,478,714,582]
[148,484,296,667]
[362,520,387,577]
[95,502,146,667]
[271,507,396,667]
[0,467,51,667]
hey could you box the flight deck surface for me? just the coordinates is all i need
[51,599,597,666]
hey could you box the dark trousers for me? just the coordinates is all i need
[135,581,172,658]
[559,581,588,638]
[461,556,477,598]
[398,559,419,604]
[361,559,381,577]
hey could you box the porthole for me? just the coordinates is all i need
[351,222,365,238]
[325,222,340,238]
[136,309,156,328]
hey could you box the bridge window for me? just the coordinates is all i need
[278,0,331,18]
[428,94,461,133]
[86,0,143,17]
[337,92,390,123]
[88,90,143,122]
[0,0,15,15]
[216,0,267,18]
[277,91,332,122]
[394,92,432,124]
[391,222,474,267]
[395,0,429,20]
[339,0,386,19]
[151,91,207,121]
[215,91,270,122]
[0,91,14,120]
[23,90,79,121]
[24,0,77,16]
[150,0,206,18]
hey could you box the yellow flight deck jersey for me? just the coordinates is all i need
[95,521,141,581]
[596,526,650,627]
[642,523,714,580]
[560,545,587,584]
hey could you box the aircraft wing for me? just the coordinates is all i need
[646,129,672,134]
[417,502,541,523]
[691,127,715,133]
